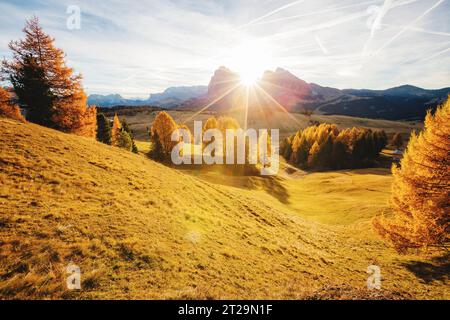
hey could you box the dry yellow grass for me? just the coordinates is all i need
[0,118,447,299]
[185,166,393,225]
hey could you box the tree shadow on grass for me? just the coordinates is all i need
[402,252,450,284]
[337,168,392,176]
[254,175,290,204]
[172,163,290,204]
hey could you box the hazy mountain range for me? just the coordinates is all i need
[88,86,207,108]
[88,67,450,120]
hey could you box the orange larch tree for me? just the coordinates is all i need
[1,16,96,136]
[373,98,450,253]
[111,114,121,146]
[149,111,178,160]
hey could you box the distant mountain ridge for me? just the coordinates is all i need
[147,86,207,108]
[89,67,449,120]
[88,85,207,108]
[88,94,136,107]
[184,67,449,120]
[321,84,450,120]
[343,84,450,98]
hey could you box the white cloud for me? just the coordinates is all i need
[0,0,448,97]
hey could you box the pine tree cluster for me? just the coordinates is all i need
[281,123,388,170]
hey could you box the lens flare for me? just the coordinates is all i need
[225,40,273,86]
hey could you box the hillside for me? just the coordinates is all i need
[0,118,448,299]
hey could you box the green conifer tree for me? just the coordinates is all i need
[96,113,111,145]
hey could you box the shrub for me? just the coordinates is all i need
[121,118,138,153]
[0,87,25,122]
[116,129,133,151]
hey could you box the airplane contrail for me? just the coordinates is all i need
[390,0,423,8]
[266,10,370,41]
[247,0,419,28]
[361,0,393,58]
[381,23,450,37]
[359,0,428,68]
[420,47,450,62]
[369,0,393,37]
[314,35,328,54]
[248,0,380,26]
[369,0,446,59]
[238,0,305,29]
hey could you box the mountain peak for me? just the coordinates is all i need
[275,67,289,73]
[214,66,235,75]
[208,66,240,97]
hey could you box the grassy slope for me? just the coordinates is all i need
[0,118,447,299]
[185,167,393,225]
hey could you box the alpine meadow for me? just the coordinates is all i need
[0,0,449,304]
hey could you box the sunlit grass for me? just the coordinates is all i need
[0,117,446,300]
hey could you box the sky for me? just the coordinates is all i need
[0,0,449,98]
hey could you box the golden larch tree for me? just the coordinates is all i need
[51,88,97,136]
[202,117,218,150]
[373,98,450,253]
[111,114,121,146]
[307,141,320,167]
[217,116,240,163]
[178,124,193,142]
[1,16,95,136]
[203,117,218,132]
[150,111,178,159]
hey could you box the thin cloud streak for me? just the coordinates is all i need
[0,0,448,96]
[420,46,450,61]
[247,0,380,27]
[369,0,447,59]
[381,23,450,36]
[238,0,305,28]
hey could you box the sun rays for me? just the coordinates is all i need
[182,82,242,124]
[224,41,273,87]
[182,67,304,132]
[183,0,449,130]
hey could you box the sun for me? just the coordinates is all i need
[239,68,261,86]
[225,40,273,86]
